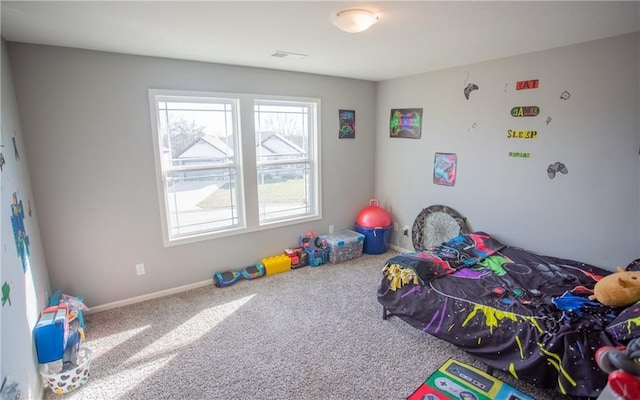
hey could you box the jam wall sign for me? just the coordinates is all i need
[511,106,539,117]
[515,79,539,90]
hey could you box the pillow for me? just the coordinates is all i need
[625,258,640,272]
[440,231,506,264]
[606,301,640,341]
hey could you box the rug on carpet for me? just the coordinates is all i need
[407,358,535,400]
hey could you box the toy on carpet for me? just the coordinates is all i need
[299,231,327,251]
[299,231,329,267]
[260,254,291,276]
[284,247,308,269]
[213,263,265,288]
[589,267,640,307]
[596,337,640,399]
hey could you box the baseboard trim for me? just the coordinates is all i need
[90,246,409,314]
[388,244,412,253]
[88,279,212,314]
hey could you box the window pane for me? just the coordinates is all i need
[166,168,239,237]
[158,100,236,167]
[257,163,311,222]
[255,102,309,163]
[151,91,318,244]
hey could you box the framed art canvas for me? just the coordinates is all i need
[433,152,457,186]
[390,108,422,139]
[338,109,355,139]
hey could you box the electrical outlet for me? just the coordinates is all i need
[329,225,334,233]
[136,263,146,276]
[403,226,409,236]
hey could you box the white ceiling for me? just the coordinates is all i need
[2,1,639,81]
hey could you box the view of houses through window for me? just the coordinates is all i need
[255,101,315,223]
[149,90,320,244]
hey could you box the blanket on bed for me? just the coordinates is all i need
[383,231,505,288]
[378,231,622,398]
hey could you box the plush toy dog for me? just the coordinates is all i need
[589,267,640,307]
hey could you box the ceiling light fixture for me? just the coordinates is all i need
[332,9,379,33]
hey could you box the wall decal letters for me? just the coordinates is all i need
[507,130,537,139]
[510,106,539,117]
[515,79,539,90]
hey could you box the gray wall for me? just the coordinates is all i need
[376,33,640,269]
[1,39,51,399]
[8,44,376,308]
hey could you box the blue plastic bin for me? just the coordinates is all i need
[355,224,392,254]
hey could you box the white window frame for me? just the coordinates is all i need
[149,89,321,246]
[254,98,319,226]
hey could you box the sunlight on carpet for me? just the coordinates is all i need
[124,294,255,364]
[91,326,149,359]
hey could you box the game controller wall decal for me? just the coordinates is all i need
[464,83,479,100]
[547,162,568,179]
[462,71,478,100]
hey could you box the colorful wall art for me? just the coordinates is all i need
[338,109,355,139]
[2,282,11,306]
[10,192,30,272]
[433,153,457,186]
[390,108,423,139]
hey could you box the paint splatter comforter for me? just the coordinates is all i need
[377,232,623,398]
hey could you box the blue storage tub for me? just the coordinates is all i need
[355,224,392,254]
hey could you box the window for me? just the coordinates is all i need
[254,100,317,224]
[149,90,320,245]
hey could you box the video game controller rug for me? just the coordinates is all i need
[407,358,535,400]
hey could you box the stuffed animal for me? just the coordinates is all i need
[596,338,640,400]
[589,267,640,307]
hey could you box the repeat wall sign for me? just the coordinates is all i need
[390,108,423,139]
[509,152,531,158]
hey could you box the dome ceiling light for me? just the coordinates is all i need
[332,9,379,33]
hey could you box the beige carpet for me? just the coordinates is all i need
[44,251,560,399]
